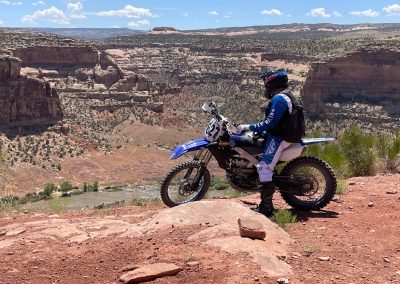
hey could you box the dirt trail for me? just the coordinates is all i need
[0,174,399,284]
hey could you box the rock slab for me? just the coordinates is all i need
[238,217,266,240]
[119,263,182,284]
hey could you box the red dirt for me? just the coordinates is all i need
[0,174,399,284]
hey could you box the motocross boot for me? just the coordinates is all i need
[257,182,275,217]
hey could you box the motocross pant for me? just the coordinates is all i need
[257,135,292,183]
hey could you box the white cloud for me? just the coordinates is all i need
[127,19,150,28]
[306,8,330,18]
[208,11,219,16]
[67,2,86,19]
[97,5,154,18]
[67,2,82,13]
[183,12,189,17]
[350,9,379,17]
[32,1,45,5]
[383,4,400,15]
[223,15,231,18]
[332,11,342,17]
[1,0,21,5]
[0,20,3,26]
[21,6,70,25]
[261,9,283,16]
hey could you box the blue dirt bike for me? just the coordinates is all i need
[160,101,337,210]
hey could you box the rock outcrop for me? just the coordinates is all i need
[302,49,400,115]
[13,46,99,67]
[0,54,63,126]
[0,201,293,278]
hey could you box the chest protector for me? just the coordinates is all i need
[266,90,305,143]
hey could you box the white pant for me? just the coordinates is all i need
[257,140,292,182]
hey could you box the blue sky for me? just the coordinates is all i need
[0,0,399,29]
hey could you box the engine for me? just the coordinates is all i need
[226,157,259,191]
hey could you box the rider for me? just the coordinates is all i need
[237,69,295,216]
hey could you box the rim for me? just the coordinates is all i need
[289,164,328,203]
[167,166,206,205]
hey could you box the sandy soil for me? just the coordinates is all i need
[0,174,399,283]
[3,124,205,196]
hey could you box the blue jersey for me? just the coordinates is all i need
[249,94,291,134]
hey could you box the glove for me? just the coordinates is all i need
[237,124,250,133]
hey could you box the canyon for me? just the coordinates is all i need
[0,24,398,193]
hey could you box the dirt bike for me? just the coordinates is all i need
[160,101,337,210]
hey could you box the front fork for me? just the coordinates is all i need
[184,149,212,189]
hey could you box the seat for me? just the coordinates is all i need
[301,137,335,146]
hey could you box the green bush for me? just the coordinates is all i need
[43,183,56,196]
[272,209,297,230]
[49,197,68,214]
[378,131,400,172]
[306,140,347,174]
[336,179,347,195]
[340,125,376,176]
[210,176,229,191]
[83,181,100,192]
[60,181,73,192]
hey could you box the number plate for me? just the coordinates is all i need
[205,118,222,142]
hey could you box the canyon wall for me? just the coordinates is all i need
[0,55,63,126]
[13,46,99,67]
[302,49,400,114]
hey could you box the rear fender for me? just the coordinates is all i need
[170,137,210,160]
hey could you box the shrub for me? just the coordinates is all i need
[306,140,347,175]
[377,131,400,172]
[60,181,73,192]
[340,125,376,176]
[49,197,68,214]
[272,209,297,230]
[83,181,100,192]
[336,179,347,195]
[210,176,229,191]
[43,183,56,196]
[130,198,159,207]
[92,181,99,192]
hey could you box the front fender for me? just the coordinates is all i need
[170,137,210,160]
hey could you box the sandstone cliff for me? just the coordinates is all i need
[0,54,63,126]
[13,46,99,67]
[302,49,400,115]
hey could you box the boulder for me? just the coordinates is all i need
[137,201,292,277]
[238,217,266,240]
[119,263,182,284]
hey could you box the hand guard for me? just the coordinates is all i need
[237,124,250,133]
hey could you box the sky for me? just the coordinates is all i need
[0,0,399,29]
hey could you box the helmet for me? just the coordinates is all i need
[260,69,288,99]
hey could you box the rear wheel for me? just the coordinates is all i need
[279,156,337,210]
[160,161,210,207]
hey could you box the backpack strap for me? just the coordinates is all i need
[280,90,302,109]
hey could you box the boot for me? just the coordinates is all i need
[257,182,275,217]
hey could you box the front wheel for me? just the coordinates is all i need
[160,161,211,207]
[279,156,337,211]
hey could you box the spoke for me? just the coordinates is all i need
[168,166,205,204]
